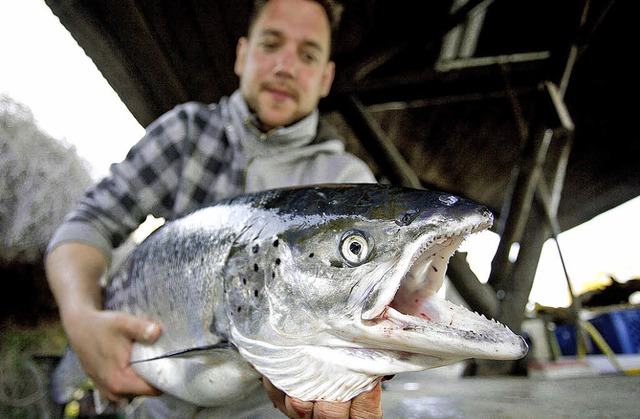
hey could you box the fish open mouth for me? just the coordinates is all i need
[389,235,465,324]
[357,217,527,360]
[362,232,467,329]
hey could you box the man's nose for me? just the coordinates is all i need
[274,48,296,77]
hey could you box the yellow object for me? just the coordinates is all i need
[581,320,627,374]
[63,400,80,418]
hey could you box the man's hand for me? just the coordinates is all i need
[46,242,163,402]
[262,377,383,419]
[65,308,163,402]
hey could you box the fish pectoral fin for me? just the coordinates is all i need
[129,342,234,364]
[130,341,263,407]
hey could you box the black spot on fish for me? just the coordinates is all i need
[273,239,279,247]
[242,278,247,285]
[272,272,275,279]
[254,264,259,272]
[252,244,259,254]
[309,253,314,258]
[237,306,242,313]
[275,258,281,265]
[254,290,259,298]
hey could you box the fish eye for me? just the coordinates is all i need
[340,231,372,267]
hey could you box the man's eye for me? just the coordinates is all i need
[260,42,278,51]
[300,51,318,64]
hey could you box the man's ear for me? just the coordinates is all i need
[320,60,336,98]
[234,37,248,77]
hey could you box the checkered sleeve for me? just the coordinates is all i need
[48,103,205,258]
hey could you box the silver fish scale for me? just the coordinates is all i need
[105,215,236,348]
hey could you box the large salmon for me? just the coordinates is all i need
[52,184,527,414]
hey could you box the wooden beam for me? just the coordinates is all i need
[339,96,422,189]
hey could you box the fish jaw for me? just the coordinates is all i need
[346,218,529,363]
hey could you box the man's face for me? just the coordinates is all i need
[234,0,335,131]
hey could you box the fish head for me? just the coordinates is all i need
[223,184,528,401]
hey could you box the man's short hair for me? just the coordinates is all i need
[248,0,343,54]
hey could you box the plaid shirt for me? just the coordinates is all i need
[48,91,376,260]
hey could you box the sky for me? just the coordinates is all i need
[0,0,144,180]
[2,0,639,308]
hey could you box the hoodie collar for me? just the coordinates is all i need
[226,90,319,156]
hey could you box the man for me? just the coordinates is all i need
[45,0,383,417]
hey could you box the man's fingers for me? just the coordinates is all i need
[117,313,161,343]
[93,312,163,399]
[110,367,163,398]
[262,376,383,419]
[262,377,286,414]
[349,383,383,419]
[94,373,160,402]
[313,399,351,419]
[95,354,162,401]
[286,396,314,419]
[141,322,161,342]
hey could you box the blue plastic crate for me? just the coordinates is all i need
[554,323,597,356]
[589,308,640,354]
[555,323,579,356]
